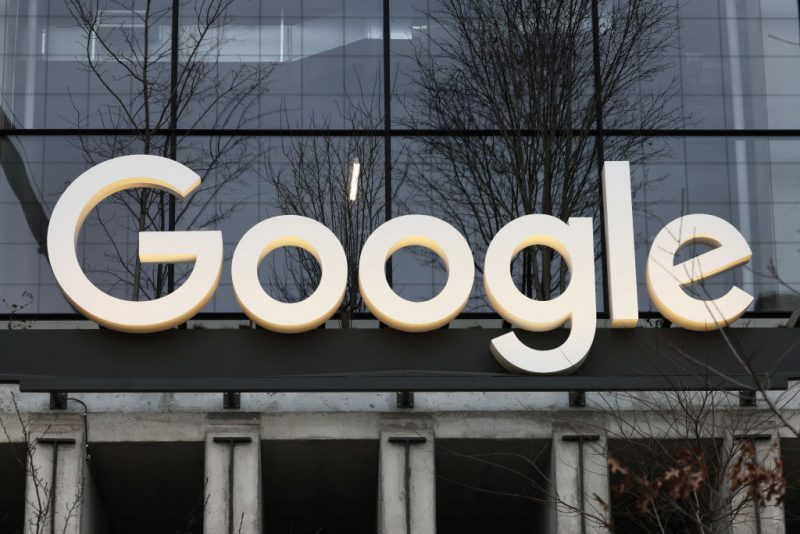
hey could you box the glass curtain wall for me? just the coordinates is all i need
[0,0,799,316]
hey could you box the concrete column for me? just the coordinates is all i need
[23,415,88,534]
[550,430,610,534]
[378,422,436,534]
[756,433,786,534]
[204,416,262,534]
[730,432,786,534]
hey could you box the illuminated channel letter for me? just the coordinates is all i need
[602,161,639,327]
[646,214,752,331]
[358,215,474,332]
[484,215,596,375]
[231,215,347,333]
[47,155,223,333]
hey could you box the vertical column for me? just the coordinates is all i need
[550,430,610,534]
[722,0,756,305]
[205,421,261,534]
[23,0,38,129]
[378,425,435,534]
[730,432,786,534]
[756,433,786,534]
[24,416,87,534]
[381,0,393,285]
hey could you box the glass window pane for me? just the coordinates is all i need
[624,135,800,313]
[176,1,383,129]
[623,0,800,130]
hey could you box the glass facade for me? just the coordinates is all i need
[632,136,800,312]
[1,0,799,316]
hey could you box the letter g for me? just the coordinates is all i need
[47,155,223,332]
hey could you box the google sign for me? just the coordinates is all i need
[47,156,753,375]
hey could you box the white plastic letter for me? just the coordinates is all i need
[646,214,752,330]
[358,215,474,332]
[484,215,596,375]
[603,161,639,327]
[47,155,223,333]
[231,215,347,333]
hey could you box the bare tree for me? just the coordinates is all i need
[262,91,407,328]
[0,393,84,534]
[401,0,682,302]
[640,228,800,442]
[434,389,787,533]
[3,291,33,330]
[63,0,272,301]
[588,390,784,533]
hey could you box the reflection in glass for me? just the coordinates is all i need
[632,137,800,313]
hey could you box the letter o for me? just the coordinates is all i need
[231,215,347,333]
[358,215,474,332]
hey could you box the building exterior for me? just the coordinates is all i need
[1,0,800,532]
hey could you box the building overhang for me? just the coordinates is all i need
[1,327,798,392]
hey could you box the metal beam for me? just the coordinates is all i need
[0,328,798,392]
